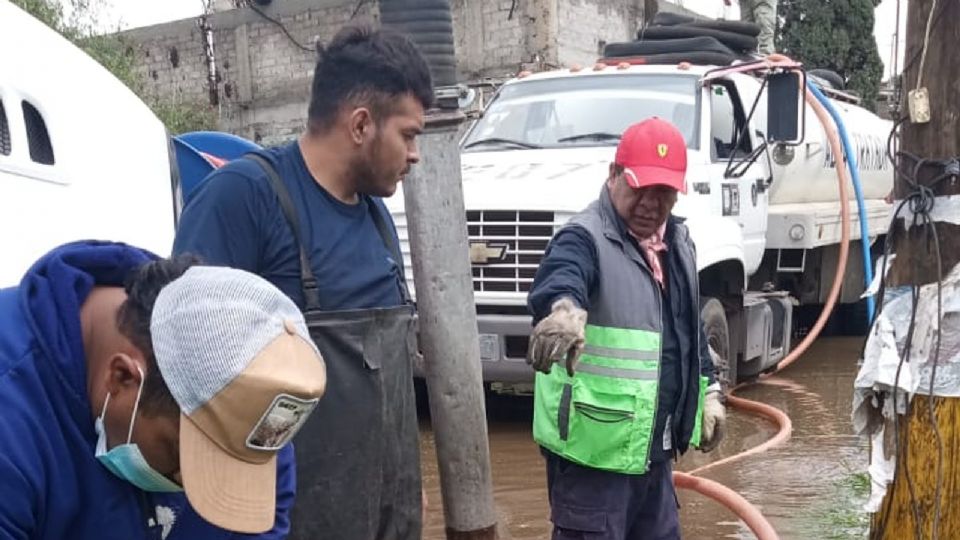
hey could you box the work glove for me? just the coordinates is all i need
[527,297,588,376]
[699,383,726,452]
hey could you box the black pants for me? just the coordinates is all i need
[545,451,681,540]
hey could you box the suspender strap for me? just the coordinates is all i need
[247,153,322,311]
[246,153,411,308]
[366,193,411,303]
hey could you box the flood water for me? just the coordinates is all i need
[418,337,870,539]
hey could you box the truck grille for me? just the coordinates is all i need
[467,210,555,293]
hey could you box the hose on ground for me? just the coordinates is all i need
[673,472,780,539]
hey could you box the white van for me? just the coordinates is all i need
[0,1,178,286]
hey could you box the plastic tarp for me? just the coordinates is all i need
[853,260,960,512]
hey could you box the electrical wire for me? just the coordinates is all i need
[350,0,370,19]
[886,116,908,185]
[901,0,948,78]
[927,207,945,540]
[866,119,952,539]
[893,0,901,79]
[869,192,915,540]
[903,153,956,540]
[247,2,314,53]
[915,0,938,90]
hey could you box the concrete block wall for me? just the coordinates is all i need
[224,2,380,145]
[123,0,379,146]
[121,0,649,145]
[557,0,639,67]
[451,0,527,79]
[133,22,214,108]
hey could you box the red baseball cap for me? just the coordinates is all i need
[614,117,687,194]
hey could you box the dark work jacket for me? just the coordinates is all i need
[529,188,716,457]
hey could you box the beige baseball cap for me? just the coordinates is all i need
[151,266,326,533]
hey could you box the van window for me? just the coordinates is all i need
[710,84,751,161]
[0,99,10,156]
[22,101,54,165]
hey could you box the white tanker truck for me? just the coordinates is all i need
[385,61,894,389]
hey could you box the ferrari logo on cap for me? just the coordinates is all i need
[657,144,669,158]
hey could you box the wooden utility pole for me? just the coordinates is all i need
[872,0,960,538]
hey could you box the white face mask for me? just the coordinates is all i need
[94,366,182,493]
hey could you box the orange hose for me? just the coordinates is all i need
[673,472,780,540]
[697,59,852,465]
[762,72,852,374]
[673,53,852,539]
[687,394,792,476]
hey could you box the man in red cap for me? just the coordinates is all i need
[526,117,726,539]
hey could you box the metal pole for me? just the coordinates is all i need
[379,1,498,535]
[403,108,499,538]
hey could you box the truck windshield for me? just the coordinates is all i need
[463,74,699,152]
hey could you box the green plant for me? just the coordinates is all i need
[149,100,218,135]
[802,471,871,539]
[777,0,885,112]
[13,0,217,134]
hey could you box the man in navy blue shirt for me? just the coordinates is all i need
[173,24,434,539]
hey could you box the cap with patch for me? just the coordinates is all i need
[614,117,688,194]
[150,266,326,534]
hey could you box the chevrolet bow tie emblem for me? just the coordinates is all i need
[469,242,509,264]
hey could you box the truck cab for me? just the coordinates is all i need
[385,61,893,389]
[0,1,179,287]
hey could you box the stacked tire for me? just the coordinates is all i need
[808,68,846,90]
[602,12,761,67]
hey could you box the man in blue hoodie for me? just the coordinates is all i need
[0,240,326,539]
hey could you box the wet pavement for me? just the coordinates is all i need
[418,337,870,539]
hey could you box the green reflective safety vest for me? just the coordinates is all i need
[533,193,708,475]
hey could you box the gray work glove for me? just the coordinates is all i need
[527,297,588,376]
[699,382,726,452]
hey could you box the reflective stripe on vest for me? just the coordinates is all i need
[532,193,708,474]
[577,325,660,381]
[578,324,660,380]
[533,323,662,475]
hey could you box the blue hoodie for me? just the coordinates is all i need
[0,241,295,540]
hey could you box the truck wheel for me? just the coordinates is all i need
[700,298,732,389]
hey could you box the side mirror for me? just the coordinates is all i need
[767,72,802,144]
